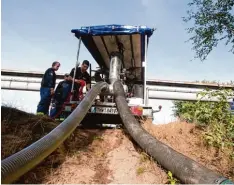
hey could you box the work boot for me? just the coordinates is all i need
[36,112,44,116]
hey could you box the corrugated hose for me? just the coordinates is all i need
[113,80,233,184]
[1,82,108,184]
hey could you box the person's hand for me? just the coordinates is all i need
[74,79,80,84]
[50,88,55,95]
[86,84,91,91]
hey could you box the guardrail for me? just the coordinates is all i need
[2,77,234,102]
[2,68,234,90]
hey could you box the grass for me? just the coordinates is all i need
[136,167,146,175]
[95,150,105,157]
[139,152,150,163]
[93,135,104,141]
[167,171,179,184]
[1,105,59,159]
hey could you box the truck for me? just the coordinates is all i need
[53,24,161,127]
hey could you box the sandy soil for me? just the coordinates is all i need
[142,119,234,181]
[1,106,233,184]
[16,129,168,184]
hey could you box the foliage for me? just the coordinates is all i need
[183,0,234,61]
[173,88,234,151]
[167,171,179,184]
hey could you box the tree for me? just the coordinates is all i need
[183,0,234,61]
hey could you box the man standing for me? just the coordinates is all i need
[69,60,91,100]
[37,61,60,115]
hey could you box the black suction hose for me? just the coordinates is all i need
[1,82,108,184]
[113,80,233,184]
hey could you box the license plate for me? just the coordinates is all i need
[64,106,71,112]
[95,107,118,114]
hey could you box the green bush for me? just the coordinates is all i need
[173,89,234,152]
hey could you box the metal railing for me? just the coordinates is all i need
[2,68,233,89]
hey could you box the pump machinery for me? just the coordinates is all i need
[55,25,161,127]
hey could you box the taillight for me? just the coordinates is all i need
[130,106,143,116]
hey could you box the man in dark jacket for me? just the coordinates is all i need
[69,60,91,100]
[49,73,72,118]
[36,61,60,115]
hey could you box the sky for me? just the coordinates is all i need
[1,0,234,124]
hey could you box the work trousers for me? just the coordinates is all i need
[36,87,52,115]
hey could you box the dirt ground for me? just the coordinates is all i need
[1,106,59,159]
[22,129,168,184]
[1,106,234,184]
[142,119,234,181]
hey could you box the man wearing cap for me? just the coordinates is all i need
[69,60,91,100]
